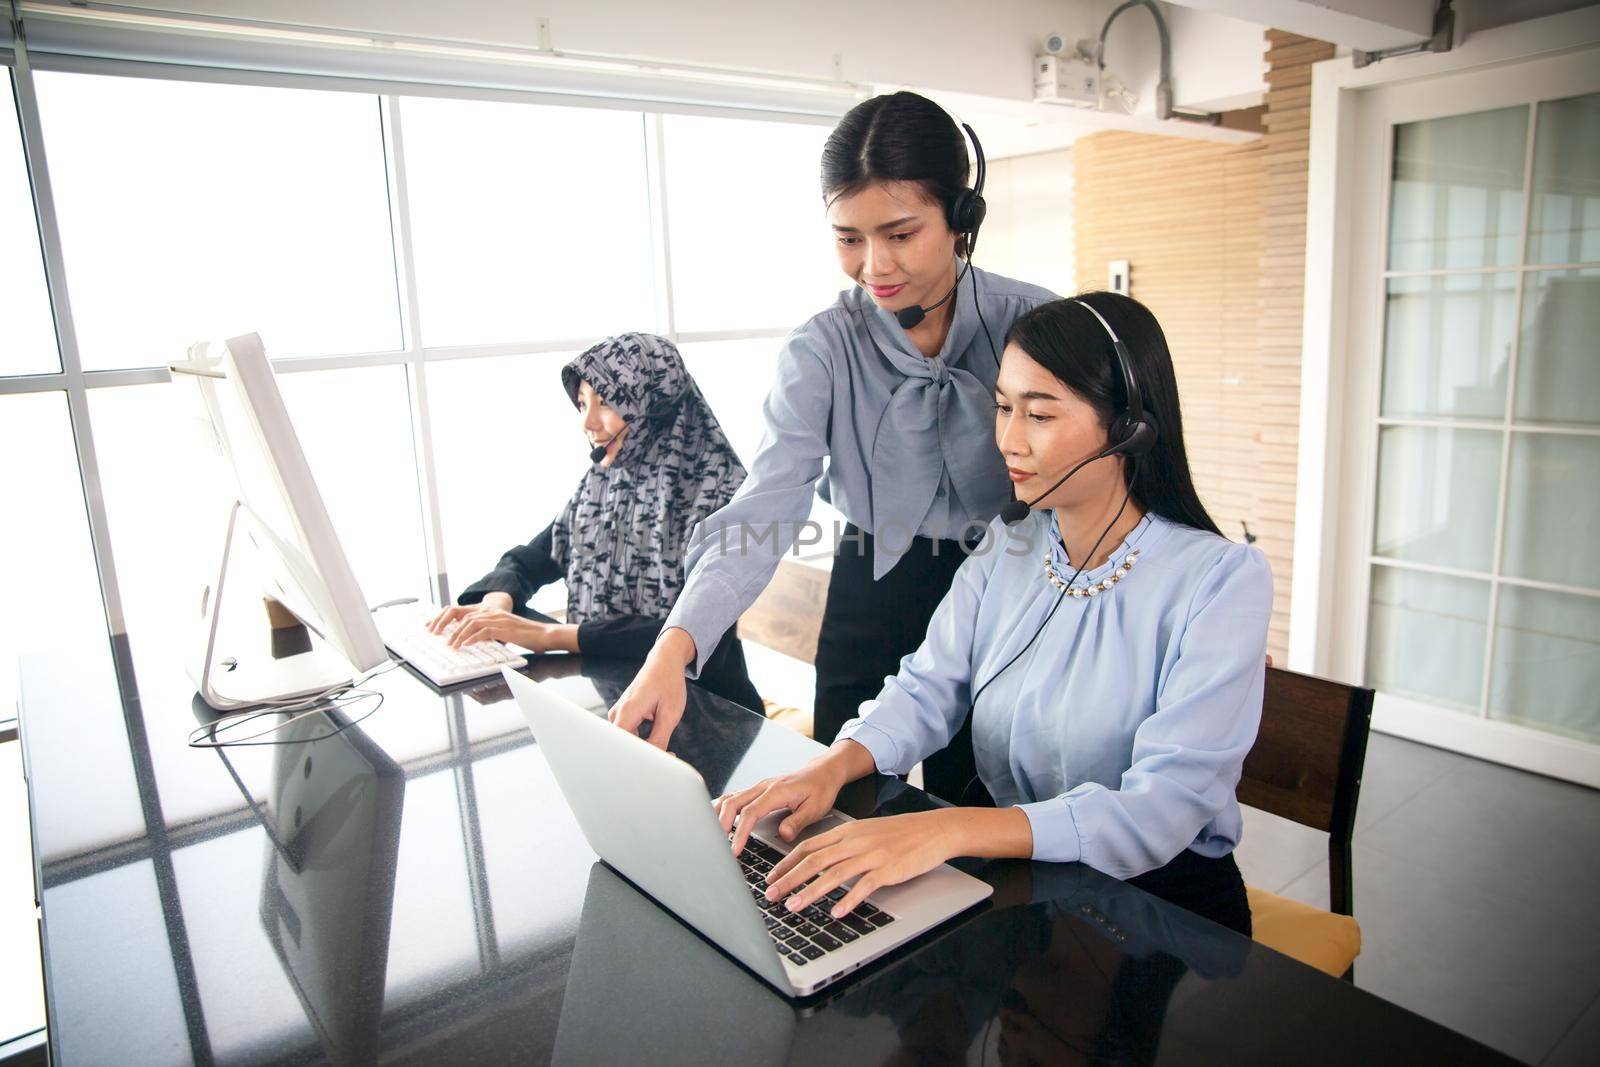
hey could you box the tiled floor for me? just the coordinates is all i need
[1234,733,1600,1066]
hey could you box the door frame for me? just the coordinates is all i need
[1293,7,1600,785]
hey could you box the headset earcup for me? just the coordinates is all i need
[1110,415,1158,457]
[947,190,972,235]
[948,190,988,237]
[965,193,986,235]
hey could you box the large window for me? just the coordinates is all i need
[662,114,839,333]
[3,56,842,1051]
[679,336,785,465]
[681,336,845,540]
[1,73,57,376]
[400,98,658,347]
[0,393,100,718]
[426,351,590,610]
[32,72,402,369]
[0,63,845,771]
[4,67,836,697]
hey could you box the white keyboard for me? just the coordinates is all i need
[376,604,527,687]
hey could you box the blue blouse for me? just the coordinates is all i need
[663,264,1056,677]
[837,510,1273,878]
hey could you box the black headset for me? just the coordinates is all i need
[893,121,991,336]
[997,297,1158,524]
[1076,297,1158,460]
[948,122,988,249]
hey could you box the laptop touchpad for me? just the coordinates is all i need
[750,810,851,849]
[785,813,848,844]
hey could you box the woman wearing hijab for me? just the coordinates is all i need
[428,332,763,711]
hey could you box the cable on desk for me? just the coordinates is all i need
[186,660,401,748]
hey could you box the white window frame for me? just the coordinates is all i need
[1294,6,1600,786]
[1,36,846,643]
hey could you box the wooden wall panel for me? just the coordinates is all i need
[1074,31,1333,661]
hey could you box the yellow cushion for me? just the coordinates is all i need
[761,699,813,739]
[1246,885,1362,978]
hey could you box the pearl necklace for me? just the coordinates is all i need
[1044,546,1141,598]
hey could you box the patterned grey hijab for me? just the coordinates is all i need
[551,333,746,624]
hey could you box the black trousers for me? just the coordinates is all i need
[698,632,764,712]
[813,522,991,806]
[1129,849,1253,937]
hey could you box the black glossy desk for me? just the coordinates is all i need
[19,634,1513,1066]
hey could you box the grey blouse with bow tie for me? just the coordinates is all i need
[664,263,1056,677]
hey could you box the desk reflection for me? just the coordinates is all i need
[28,639,1509,1067]
[554,857,1249,1067]
[215,712,404,1066]
[502,653,785,797]
[834,862,1249,1067]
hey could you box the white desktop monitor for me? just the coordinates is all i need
[177,332,388,707]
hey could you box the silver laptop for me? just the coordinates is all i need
[502,667,992,998]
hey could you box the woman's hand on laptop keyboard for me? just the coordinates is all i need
[769,806,1034,919]
[715,739,876,857]
[762,810,960,920]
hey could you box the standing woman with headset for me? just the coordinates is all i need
[609,92,1056,804]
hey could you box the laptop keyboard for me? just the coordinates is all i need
[736,837,897,966]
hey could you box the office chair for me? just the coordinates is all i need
[1238,665,1374,981]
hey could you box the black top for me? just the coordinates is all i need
[18,636,1516,1067]
[459,521,762,710]
[459,521,663,660]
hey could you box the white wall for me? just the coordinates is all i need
[100,0,1270,156]
[1177,0,1434,49]
[978,149,1076,300]
[107,1,1260,102]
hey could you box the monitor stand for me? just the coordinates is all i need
[189,500,356,711]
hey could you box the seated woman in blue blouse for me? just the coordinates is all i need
[717,292,1271,935]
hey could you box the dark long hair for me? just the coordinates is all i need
[819,91,971,252]
[1006,292,1222,538]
